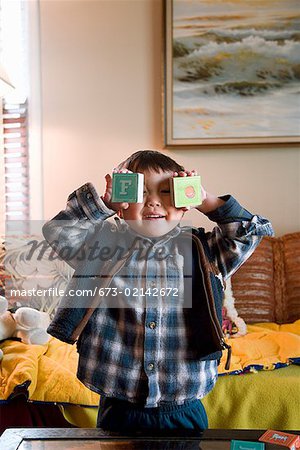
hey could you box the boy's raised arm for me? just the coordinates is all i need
[42,182,116,269]
[196,191,225,214]
[196,194,274,280]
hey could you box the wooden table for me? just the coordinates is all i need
[0,428,299,450]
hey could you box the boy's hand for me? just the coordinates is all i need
[101,168,132,212]
[174,170,225,214]
[172,170,207,212]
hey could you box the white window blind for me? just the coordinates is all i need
[1,0,30,234]
[3,99,29,224]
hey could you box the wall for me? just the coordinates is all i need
[39,0,299,236]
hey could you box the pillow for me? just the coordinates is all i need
[280,232,300,323]
[2,236,74,317]
[231,233,300,324]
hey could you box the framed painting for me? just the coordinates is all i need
[163,0,300,147]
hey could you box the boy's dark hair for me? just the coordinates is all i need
[118,150,184,174]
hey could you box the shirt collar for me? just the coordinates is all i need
[117,219,181,246]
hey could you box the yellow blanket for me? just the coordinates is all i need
[205,320,300,430]
[0,337,100,406]
[0,320,299,406]
[203,364,300,429]
[218,319,300,374]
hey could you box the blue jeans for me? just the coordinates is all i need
[97,397,208,437]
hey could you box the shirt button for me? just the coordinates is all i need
[148,363,154,371]
[148,321,156,329]
[150,281,156,288]
[86,193,93,199]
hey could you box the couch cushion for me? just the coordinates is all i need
[280,232,300,323]
[231,237,275,323]
[231,232,300,324]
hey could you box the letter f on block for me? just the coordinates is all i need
[119,180,132,195]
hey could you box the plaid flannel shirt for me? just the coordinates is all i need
[44,183,274,407]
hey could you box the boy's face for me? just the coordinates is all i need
[122,169,184,237]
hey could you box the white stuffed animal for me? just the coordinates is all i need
[0,295,50,359]
[223,278,247,337]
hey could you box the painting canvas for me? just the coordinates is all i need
[164,0,300,146]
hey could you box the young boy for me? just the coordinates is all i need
[43,150,273,436]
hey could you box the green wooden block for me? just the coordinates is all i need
[111,172,144,203]
[169,175,202,208]
[230,440,265,450]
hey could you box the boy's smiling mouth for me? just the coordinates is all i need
[143,214,166,220]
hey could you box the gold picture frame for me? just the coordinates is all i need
[163,0,300,148]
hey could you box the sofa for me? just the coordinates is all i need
[0,232,299,433]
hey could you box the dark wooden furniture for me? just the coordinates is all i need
[0,428,299,450]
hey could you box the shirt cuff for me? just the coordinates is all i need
[206,195,253,223]
[74,182,116,221]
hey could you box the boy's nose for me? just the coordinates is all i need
[146,198,161,207]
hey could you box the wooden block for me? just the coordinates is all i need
[231,441,265,450]
[111,172,144,203]
[259,430,300,449]
[169,175,202,208]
